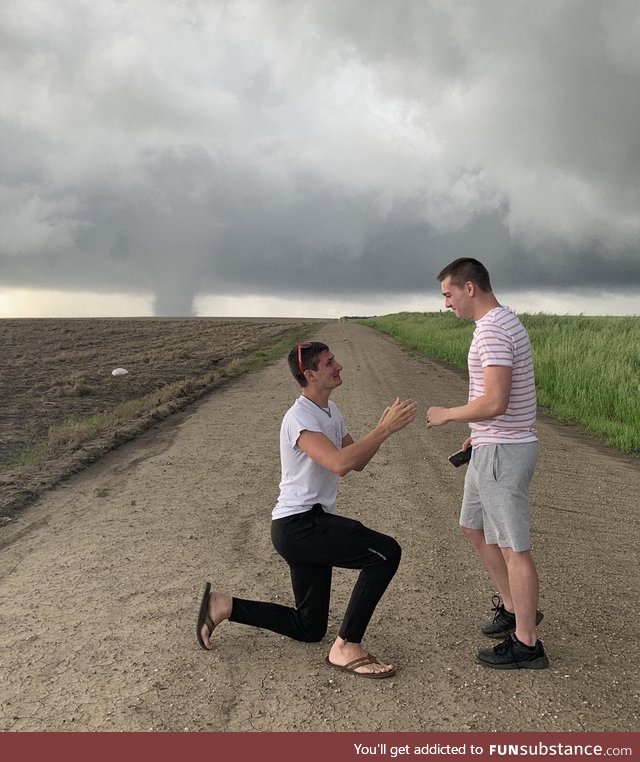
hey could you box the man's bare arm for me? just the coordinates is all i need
[426,365,512,427]
[298,398,416,476]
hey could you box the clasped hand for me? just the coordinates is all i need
[425,406,449,428]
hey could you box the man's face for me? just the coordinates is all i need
[313,350,343,388]
[441,276,473,320]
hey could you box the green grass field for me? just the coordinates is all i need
[361,312,640,454]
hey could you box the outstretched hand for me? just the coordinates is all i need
[378,397,417,433]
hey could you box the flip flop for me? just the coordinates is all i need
[324,653,396,679]
[196,581,215,650]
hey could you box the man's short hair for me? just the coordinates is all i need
[437,258,492,293]
[288,341,329,387]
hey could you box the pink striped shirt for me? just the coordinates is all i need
[468,306,537,446]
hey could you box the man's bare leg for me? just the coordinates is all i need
[501,548,539,646]
[461,526,513,610]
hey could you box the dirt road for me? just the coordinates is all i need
[1,321,639,732]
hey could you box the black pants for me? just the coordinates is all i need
[229,504,401,644]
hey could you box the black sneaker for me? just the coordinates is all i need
[476,633,550,670]
[482,595,544,639]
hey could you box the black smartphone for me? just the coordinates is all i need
[448,446,472,467]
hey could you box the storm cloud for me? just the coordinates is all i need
[1,0,639,315]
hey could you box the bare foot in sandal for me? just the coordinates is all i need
[196,582,232,650]
[326,637,395,678]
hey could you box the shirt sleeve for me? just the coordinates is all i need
[475,323,514,368]
[283,407,325,450]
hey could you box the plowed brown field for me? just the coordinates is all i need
[0,317,319,516]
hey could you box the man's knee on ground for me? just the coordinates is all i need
[298,623,328,643]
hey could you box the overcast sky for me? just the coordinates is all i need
[1,0,639,317]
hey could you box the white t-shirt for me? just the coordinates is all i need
[272,395,349,520]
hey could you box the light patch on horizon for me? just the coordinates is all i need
[1,287,637,320]
[0,288,154,318]
[498,290,639,318]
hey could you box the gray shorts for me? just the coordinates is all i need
[460,442,538,551]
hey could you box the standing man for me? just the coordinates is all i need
[426,258,548,670]
[196,340,417,678]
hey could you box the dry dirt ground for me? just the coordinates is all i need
[1,320,639,732]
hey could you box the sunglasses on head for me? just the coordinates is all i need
[297,342,313,374]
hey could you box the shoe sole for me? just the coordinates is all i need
[476,654,550,670]
[196,581,212,650]
[482,610,544,639]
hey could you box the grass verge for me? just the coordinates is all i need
[361,312,640,454]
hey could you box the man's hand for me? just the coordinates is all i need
[300,397,417,476]
[426,406,450,428]
[378,397,417,433]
